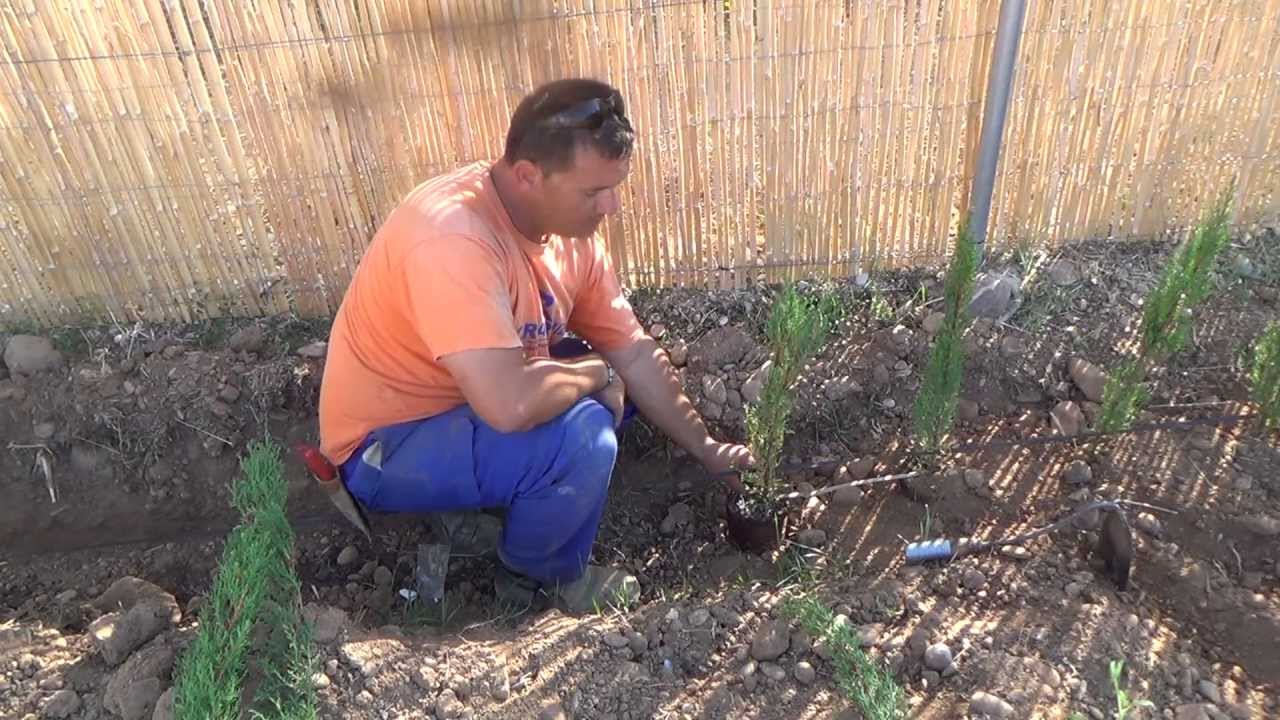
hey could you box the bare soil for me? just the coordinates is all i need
[2,233,1277,720]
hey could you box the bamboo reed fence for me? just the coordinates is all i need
[0,0,1277,326]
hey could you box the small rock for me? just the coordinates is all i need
[660,503,693,535]
[1051,401,1085,436]
[970,690,1015,718]
[152,687,174,720]
[602,632,630,649]
[1000,335,1028,356]
[302,604,349,645]
[1135,513,1163,537]
[411,665,440,692]
[627,631,648,654]
[710,605,742,627]
[296,341,328,359]
[649,323,667,339]
[1174,704,1214,720]
[1068,358,1108,403]
[4,336,64,375]
[218,385,241,403]
[832,485,864,505]
[702,375,728,405]
[668,341,689,367]
[537,702,568,720]
[311,672,330,689]
[922,312,946,334]
[104,641,174,720]
[963,569,987,591]
[795,528,827,547]
[963,468,988,492]
[373,566,394,587]
[1063,460,1094,485]
[872,364,892,386]
[794,661,816,685]
[89,578,182,666]
[686,608,710,627]
[1197,680,1222,704]
[823,376,860,402]
[759,662,786,682]
[337,545,359,567]
[1049,259,1081,286]
[966,271,1021,320]
[1241,514,1280,536]
[228,326,266,353]
[41,689,80,719]
[33,422,56,440]
[750,621,791,661]
[956,399,980,422]
[435,689,464,719]
[490,666,511,702]
[923,643,953,672]
[339,638,406,678]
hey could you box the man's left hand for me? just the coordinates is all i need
[701,441,754,493]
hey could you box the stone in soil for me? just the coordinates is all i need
[660,502,694,535]
[923,642,953,672]
[302,604,350,645]
[490,666,511,702]
[969,691,1014,718]
[1049,259,1081,286]
[1174,704,1214,720]
[228,325,267,353]
[602,631,629,649]
[759,662,786,682]
[1241,514,1280,536]
[336,545,359,566]
[962,569,987,591]
[702,375,728,405]
[104,640,175,720]
[4,335,64,375]
[956,398,980,422]
[1135,512,1163,537]
[794,661,816,685]
[1050,401,1085,436]
[1063,459,1094,485]
[41,689,81,719]
[373,566,394,586]
[152,688,175,720]
[1197,680,1222,704]
[1000,335,1028,356]
[668,340,689,367]
[966,271,1021,320]
[832,485,864,505]
[296,341,328,358]
[688,326,758,369]
[922,311,945,334]
[339,638,407,678]
[1068,357,1108,403]
[538,702,568,720]
[89,578,182,666]
[823,376,860,401]
[795,528,827,547]
[872,363,892,386]
[435,689,465,719]
[750,620,791,661]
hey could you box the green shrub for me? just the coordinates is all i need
[912,225,979,454]
[1251,321,1280,431]
[172,441,317,720]
[744,285,834,497]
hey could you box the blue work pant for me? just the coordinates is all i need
[338,338,633,584]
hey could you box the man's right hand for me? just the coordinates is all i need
[592,371,626,428]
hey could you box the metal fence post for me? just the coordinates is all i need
[969,0,1029,259]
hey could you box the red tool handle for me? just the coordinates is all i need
[294,444,338,485]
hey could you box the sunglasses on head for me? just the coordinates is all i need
[535,92,633,132]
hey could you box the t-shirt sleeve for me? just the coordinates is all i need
[404,236,522,359]
[568,238,646,352]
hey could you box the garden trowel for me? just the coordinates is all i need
[295,444,372,540]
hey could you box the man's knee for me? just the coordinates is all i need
[562,398,619,479]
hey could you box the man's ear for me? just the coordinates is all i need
[511,159,543,191]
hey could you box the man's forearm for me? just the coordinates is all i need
[509,354,610,432]
[607,337,715,462]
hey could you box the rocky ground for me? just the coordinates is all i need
[1,233,1278,719]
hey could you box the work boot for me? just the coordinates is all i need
[431,511,503,558]
[493,564,640,615]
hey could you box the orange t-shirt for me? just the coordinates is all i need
[318,161,645,464]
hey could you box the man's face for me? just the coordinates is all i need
[535,145,631,239]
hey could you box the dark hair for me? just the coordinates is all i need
[502,78,634,173]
